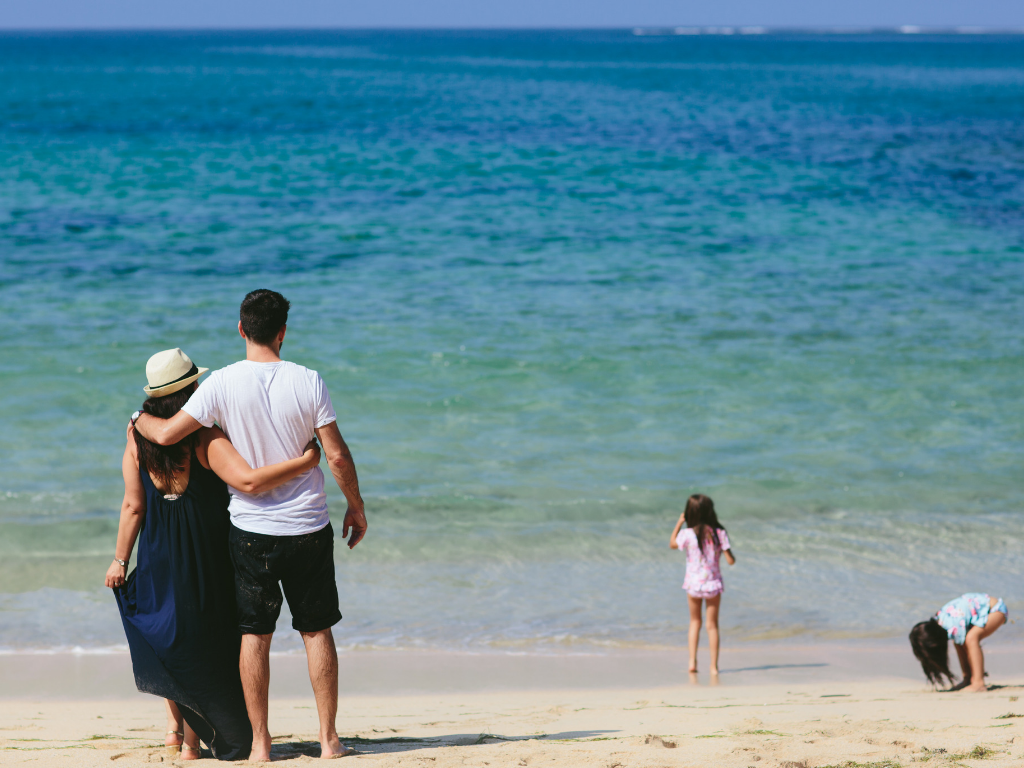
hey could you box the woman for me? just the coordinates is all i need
[105,348,322,760]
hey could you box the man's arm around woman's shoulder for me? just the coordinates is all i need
[134,409,203,446]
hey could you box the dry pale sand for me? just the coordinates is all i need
[4,676,1024,768]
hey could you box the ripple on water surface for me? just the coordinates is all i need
[0,30,1022,651]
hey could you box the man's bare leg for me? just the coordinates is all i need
[240,633,274,761]
[300,628,349,757]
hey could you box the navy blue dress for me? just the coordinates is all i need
[114,450,252,760]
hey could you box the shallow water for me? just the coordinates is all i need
[1,30,1023,653]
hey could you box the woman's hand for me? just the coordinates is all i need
[105,560,127,589]
[303,438,321,468]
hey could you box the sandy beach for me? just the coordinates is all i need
[4,647,1024,768]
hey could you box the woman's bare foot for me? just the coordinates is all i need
[179,744,201,761]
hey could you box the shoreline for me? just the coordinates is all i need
[6,639,1024,699]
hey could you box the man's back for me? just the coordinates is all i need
[183,359,337,536]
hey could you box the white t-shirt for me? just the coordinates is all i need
[182,360,337,536]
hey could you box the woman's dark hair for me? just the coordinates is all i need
[240,289,290,346]
[683,494,727,555]
[133,385,197,489]
[909,619,954,686]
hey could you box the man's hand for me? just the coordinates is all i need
[342,504,367,549]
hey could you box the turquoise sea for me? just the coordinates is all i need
[1,30,1023,654]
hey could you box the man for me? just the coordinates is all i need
[134,289,366,761]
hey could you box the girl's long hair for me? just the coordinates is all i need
[133,384,197,489]
[909,619,955,687]
[683,494,726,555]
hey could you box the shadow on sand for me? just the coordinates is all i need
[938,683,1024,693]
[268,731,618,759]
[718,663,829,674]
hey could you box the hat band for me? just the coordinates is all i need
[151,363,199,390]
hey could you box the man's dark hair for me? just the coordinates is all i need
[240,289,290,346]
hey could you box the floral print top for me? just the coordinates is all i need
[676,527,731,596]
[935,593,1002,645]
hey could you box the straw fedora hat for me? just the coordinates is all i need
[143,348,209,397]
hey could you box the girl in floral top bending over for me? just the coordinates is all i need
[909,593,1007,691]
[670,494,736,674]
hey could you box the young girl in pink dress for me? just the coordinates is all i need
[670,494,736,674]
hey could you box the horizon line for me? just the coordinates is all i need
[1,25,1024,34]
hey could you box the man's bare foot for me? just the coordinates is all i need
[320,745,355,758]
[966,682,988,692]
[179,744,201,761]
[249,733,272,762]
[320,733,354,758]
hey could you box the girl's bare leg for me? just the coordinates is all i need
[951,643,971,690]
[963,612,1006,692]
[180,722,200,761]
[687,595,703,673]
[705,594,722,674]
[164,701,184,747]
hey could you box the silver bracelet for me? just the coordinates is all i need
[114,557,127,567]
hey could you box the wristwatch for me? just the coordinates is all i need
[130,411,141,426]
[114,557,127,567]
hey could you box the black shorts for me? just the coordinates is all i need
[228,522,342,635]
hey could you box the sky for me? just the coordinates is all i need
[2,0,1023,30]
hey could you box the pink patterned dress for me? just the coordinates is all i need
[676,527,731,598]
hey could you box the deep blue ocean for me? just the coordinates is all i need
[1,30,1023,653]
